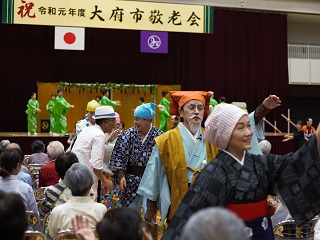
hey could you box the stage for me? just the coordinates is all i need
[264,132,294,155]
[0,132,294,155]
[0,132,70,154]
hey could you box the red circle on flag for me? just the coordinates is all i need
[64,32,76,44]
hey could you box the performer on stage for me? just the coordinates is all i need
[25,92,41,135]
[99,89,121,110]
[46,94,56,134]
[52,89,74,135]
[208,91,218,114]
[163,103,320,240]
[158,90,171,132]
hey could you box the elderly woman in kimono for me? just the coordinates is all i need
[26,92,41,135]
[163,103,320,240]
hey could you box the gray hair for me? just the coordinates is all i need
[180,207,249,240]
[5,142,20,151]
[47,141,64,159]
[0,140,10,151]
[64,163,94,196]
[259,140,272,155]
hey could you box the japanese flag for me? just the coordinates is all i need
[54,26,85,51]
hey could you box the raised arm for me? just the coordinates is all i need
[254,95,281,125]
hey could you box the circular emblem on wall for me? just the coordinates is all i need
[147,35,161,49]
[42,121,49,130]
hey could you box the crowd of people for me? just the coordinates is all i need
[1,90,320,240]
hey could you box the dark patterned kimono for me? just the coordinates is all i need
[109,126,162,207]
[163,135,320,240]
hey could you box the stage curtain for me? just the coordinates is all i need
[187,9,289,129]
[0,8,288,132]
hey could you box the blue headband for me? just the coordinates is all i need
[134,103,156,119]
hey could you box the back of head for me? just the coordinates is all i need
[97,208,144,240]
[64,163,93,196]
[0,149,23,178]
[31,140,45,153]
[180,207,249,240]
[5,142,21,150]
[55,152,79,179]
[47,141,64,159]
[259,140,272,154]
[0,190,28,240]
[0,140,10,152]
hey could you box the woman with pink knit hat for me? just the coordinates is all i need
[163,103,320,240]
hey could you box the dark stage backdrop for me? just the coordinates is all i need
[0,7,289,132]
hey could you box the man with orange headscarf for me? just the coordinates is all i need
[137,91,219,238]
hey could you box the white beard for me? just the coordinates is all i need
[188,122,201,135]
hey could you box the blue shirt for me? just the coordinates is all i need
[0,175,38,214]
[18,171,32,187]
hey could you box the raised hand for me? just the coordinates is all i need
[263,95,281,110]
[71,214,95,240]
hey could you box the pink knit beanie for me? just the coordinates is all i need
[204,104,248,149]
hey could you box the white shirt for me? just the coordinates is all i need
[72,124,106,170]
[76,118,94,135]
[48,196,107,239]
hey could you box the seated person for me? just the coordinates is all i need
[0,190,28,240]
[180,207,248,240]
[47,163,107,239]
[0,149,38,214]
[259,140,272,154]
[71,208,152,240]
[0,139,10,153]
[39,141,64,187]
[28,140,50,164]
[44,152,79,210]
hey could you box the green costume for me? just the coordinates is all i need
[25,99,40,134]
[159,97,171,132]
[209,97,218,114]
[46,100,55,133]
[52,96,71,134]
[99,95,116,109]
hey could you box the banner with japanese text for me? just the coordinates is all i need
[2,0,214,33]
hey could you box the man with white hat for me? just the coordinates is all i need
[76,99,100,135]
[72,106,120,199]
[109,103,162,211]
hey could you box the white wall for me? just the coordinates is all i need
[288,22,320,44]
